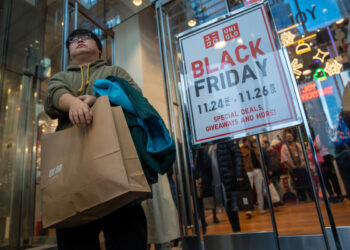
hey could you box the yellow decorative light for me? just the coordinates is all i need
[336,19,344,24]
[312,49,329,63]
[324,59,342,76]
[280,31,295,46]
[291,58,303,76]
[296,40,311,55]
[303,69,312,75]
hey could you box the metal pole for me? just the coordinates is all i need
[74,1,78,29]
[163,12,186,236]
[111,37,116,65]
[296,126,332,249]
[156,5,189,235]
[224,0,230,13]
[62,0,69,71]
[165,12,203,240]
[255,136,281,250]
[284,44,341,249]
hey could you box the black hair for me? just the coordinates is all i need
[66,29,102,55]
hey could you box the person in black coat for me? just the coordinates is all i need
[216,140,247,232]
[193,147,219,234]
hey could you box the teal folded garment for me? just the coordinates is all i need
[93,78,173,154]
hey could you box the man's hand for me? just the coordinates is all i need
[58,93,93,128]
[196,178,202,184]
[69,99,92,128]
[78,95,96,107]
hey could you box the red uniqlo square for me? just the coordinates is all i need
[245,0,259,4]
[222,23,240,41]
[204,31,220,49]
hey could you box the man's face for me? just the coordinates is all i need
[69,34,100,61]
[286,133,294,142]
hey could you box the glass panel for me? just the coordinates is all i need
[76,0,152,27]
[269,0,350,231]
[192,136,274,234]
[0,0,47,248]
[260,129,323,235]
[0,70,22,248]
[29,0,63,247]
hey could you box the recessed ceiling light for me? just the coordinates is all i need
[187,19,197,27]
[133,0,142,6]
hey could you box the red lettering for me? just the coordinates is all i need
[191,60,204,79]
[235,45,249,63]
[204,57,219,74]
[249,38,265,58]
[220,50,236,70]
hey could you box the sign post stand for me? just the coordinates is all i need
[176,1,343,250]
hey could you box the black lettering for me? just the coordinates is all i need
[306,6,316,20]
[295,11,307,24]
[242,65,257,83]
[255,58,267,77]
[207,76,219,94]
[219,72,226,90]
[226,69,239,87]
[195,79,205,97]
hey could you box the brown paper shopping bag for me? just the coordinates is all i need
[40,96,151,228]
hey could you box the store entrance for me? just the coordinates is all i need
[154,0,350,250]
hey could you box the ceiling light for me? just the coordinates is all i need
[187,19,197,27]
[133,0,142,6]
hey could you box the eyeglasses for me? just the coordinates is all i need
[69,35,92,44]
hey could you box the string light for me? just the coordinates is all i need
[291,58,303,76]
[324,59,342,76]
[312,49,329,63]
[280,31,295,46]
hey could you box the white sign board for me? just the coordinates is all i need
[177,3,302,144]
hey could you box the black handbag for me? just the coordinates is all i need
[237,190,255,211]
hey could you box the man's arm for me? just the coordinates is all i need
[58,93,92,128]
[280,145,296,169]
[284,160,296,169]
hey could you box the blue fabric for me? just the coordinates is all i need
[93,78,173,154]
[93,79,136,114]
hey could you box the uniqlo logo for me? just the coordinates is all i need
[204,31,220,49]
[222,23,240,41]
[245,0,259,4]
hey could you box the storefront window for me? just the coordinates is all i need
[268,0,350,230]
[163,0,350,240]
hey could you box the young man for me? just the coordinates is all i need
[44,29,146,250]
